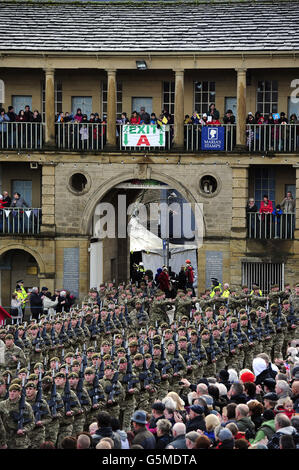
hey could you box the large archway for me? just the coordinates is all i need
[87,174,201,289]
[0,248,41,313]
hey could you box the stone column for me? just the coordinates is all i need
[230,164,249,287]
[235,68,247,147]
[173,69,185,149]
[106,69,117,148]
[40,163,56,235]
[44,68,55,147]
[294,165,299,241]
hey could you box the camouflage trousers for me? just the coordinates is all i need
[57,423,73,449]
[272,333,285,360]
[6,432,31,449]
[72,413,86,436]
[203,362,216,377]
[215,357,227,375]
[45,418,60,446]
[106,404,120,420]
[156,381,170,400]
[28,426,46,449]
[193,365,204,383]
[86,406,102,428]
[120,400,135,432]
[226,353,239,372]
[244,348,255,370]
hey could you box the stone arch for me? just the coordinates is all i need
[81,167,199,235]
[0,243,46,275]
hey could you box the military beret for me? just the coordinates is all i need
[219,305,227,309]
[68,372,78,379]
[239,309,246,314]
[153,344,161,349]
[25,381,36,389]
[118,357,127,364]
[181,316,188,321]
[178,326,186,331]
[42,376,53,384]
[134,353,143,360]
[91,353,100,359]
[55,372,65,379]
[114,334,122,339]
[28,374,38,381]
[201,329,210,336]
[167,340,174,345]
[65,353,74,359]
[2,370,12,377]
[50,357,60,363]
[129,341,138,347]
[116,347,125,353]
[212,326,219,331]
[72,360,80,366]
[18,368,27,375]
[207,318,214,324]
[84,368,95,375]
[11,378,21,385]
[103,354,111,361]
[190,330,198,335]
[160,323,168,329]
[9,384,22,392]
[270,303,278,308]
[205,307,213,313]
[217,315,225,321]
[156,290,164,296]
[240,314,248,321]
[295,283,299,288]
[18,325,25,330]
[30,325,39,330]
[282,299,290,305]
[87,347,95,352]
[178,336,187,342]
[144,353,152,359]
[104,364,113,370]
[164,329,172,334]
[34,362,43,369]
[5,334,14,340]
[231,318,238,323]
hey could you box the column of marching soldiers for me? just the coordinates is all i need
[0,281,298,449]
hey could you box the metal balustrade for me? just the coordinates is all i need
[56,122,106,150]
[0,122,44,150]
[247,124,299,152]
[0,207,41,235]
[247,212,295,240]
[184,124,236,151]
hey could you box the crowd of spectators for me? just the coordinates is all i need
[246,192,295,239]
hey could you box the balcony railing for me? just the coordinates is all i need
[56,122,106,150]
[247,124,299,152]
[0,122,44,150]
[0,207,41,235]
[185,124,236,151]
[247,212,295,240]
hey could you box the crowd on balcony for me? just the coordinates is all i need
[0,106,42,124]
[0,191,40,234]
[246,192,296,239]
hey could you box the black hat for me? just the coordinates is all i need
[219,369,229,382]
[151,402,165,412]
[190,405,204,415]
[263,378,276,390]
[263,409,275,421]
[41,287,48,291]
[16,280,24,284]
[263,392,278,402]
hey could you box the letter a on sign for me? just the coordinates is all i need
[136,135,150,146]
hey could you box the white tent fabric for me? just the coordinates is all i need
[129,217,198,279]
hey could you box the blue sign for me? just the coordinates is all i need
[201,126,225,151]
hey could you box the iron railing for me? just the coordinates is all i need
[184,124,236,151]
[0,122,44,150]
[247,124,299,152]
[247,212,295,239]
[56,122,106,150]
[0,207,41,234]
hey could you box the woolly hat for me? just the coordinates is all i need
[218,428,233,442]
[252,357,267,376]
[240,370,255,383]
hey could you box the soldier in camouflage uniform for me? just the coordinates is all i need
[54,371,82,448]
[69,371,91,435]
[133,353,156,413]
[83,367,105,427]
[230,316,249,371]
[152,343,172,400]
[189,329,207,382]
[224,324,239,371]
[166,339,186,394]
[260,308,275,360]
[25,381,52,448]
[99,364,124,419]
[2,334,27,375]
[0,383,35,449]
[42,375,65,446]
[118,356,140,431]
[281,298,298,354]
[211,325,227,374]
[270,303,288,360]
[201,329,217,377]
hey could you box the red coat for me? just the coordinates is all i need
[130,116,141,125]
[186,266,194,284]
[259,201,273,214]
[158,271,170,292]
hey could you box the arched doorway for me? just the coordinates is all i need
[0,249,40,313]
[87,177,200,290]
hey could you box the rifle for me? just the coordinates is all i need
[98,355,105,380]
[16,377,27,430]
[41,325,51,347]
[171,338,184,375]
[227,326,237,353]
[63,366,72,413]
[255,316,263,342]
[33,372,43,423]
[48,378,58,418]
[50,326,57,346]
[108,371,120,403]
[149,359,160,385]
[32,330,42,351]
[236,320,245,346]
[105,313,112,334]
[67,320,74,339]
[186,342,193,368]
[5,373,11,399]
[264,314,274,337]
[92,371,104,406]
[140,358,150,388]
[14,328,23,349]
[123,355,139,391]
[195,330,202,363]
[287,305,298,328]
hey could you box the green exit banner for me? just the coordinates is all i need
[122,125,165,147]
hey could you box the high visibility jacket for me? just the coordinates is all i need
[250,289,262,296]
[222,289,230,298]
[14,286,28,306]
[210,283,222,298]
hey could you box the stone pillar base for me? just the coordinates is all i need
[40,224,56,235]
